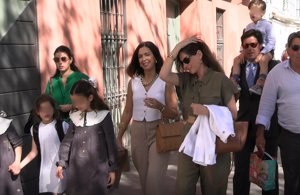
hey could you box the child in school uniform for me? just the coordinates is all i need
[20,94,68,195]
[0,110,23,195]
[231,0,276,95]
[56,79,118,195]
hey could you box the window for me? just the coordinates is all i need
[100,0,127,135]
[216,9,224,67]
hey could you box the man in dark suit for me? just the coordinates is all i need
[232,29,280,195]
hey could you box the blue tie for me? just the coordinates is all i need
[247,63,255,87]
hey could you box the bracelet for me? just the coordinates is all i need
[160,105,166,113]
[167,53,175,61]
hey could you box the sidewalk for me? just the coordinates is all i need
[109,151,284,195]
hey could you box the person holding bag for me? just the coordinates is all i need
[116,41,178,195]
[160,38,237,195]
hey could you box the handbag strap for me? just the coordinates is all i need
[264,152,274,160]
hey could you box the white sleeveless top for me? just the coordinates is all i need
[132,76,166,121]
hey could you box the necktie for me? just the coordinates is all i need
[247,63,255,87]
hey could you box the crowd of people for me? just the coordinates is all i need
[1,0,300,195]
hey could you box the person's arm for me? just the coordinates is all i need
[255,71,278,152]
[160,37,197,85]
[102,113,118,173]
[226,95,237,120]
[56,123,75,169]
[8,146,22,175]
[116,80,133,147]
[144,83,179,119]
[261,22,276,54]
[162,83,179,119]
[20,138,39,169]
[255,71,277,129]
[7,125,23,175]
[256,124,266,154]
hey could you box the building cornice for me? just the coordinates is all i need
[270,11,300,26]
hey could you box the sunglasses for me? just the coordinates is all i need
[53,56,69,63]
[242,42,258,49]
[181,56,191,65]
[291,45,300,51]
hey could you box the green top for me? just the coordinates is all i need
[177,68,236,121]
[45,71,89,106]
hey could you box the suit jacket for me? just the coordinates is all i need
[237,60,280,138]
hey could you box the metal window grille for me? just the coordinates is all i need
[100,0,128,138]
[216,9,224,67]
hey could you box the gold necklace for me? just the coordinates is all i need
[140,74,158,86]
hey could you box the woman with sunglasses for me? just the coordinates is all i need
[45,45,88,120]
[160,38,237,195]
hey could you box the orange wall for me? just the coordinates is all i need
[126,0,168,64]
[37,0,251,92]
[36,0,104,95]
[180,0,250,75]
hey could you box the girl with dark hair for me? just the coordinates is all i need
[116,41,179,195]
[56,79,118,195]
[160,37,237,195]
[45,45,88,120]
[20,94,68,195]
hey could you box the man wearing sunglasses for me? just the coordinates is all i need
[233,29,280,195]
[256,31,300,195]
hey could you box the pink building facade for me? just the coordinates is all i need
[37,0,251,93]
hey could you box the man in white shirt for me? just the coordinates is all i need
[256,31,300,195]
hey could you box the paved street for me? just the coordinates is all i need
[109,151,284,195]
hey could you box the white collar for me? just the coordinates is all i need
[0,117,13,135]
[70,110,110,127]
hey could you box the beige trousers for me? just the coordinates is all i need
[130,120,170,195]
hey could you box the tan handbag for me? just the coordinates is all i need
[156,121,185,153]
[215,121,248,154]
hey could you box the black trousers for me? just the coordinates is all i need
[233,122,279,195]
[279,128,300,195]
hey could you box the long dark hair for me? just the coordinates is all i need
[52,45,80,78]
[176,41,224,73]
[70,80,109,111]
[126,41,163,77]
[34,94,60,123]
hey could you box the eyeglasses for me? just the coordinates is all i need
[242,42,259,49]
[53,57,69,63]
[291,45,300,51]
[181,56,191,65]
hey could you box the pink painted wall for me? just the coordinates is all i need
[180,0,250,75]
[36,0,104,95]
[126,0,168,63]
[37,0,251,93]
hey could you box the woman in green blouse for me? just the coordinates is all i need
[45,45,88,119]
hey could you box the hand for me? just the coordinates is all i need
[116,136,125,150]
[190,103,209,116]
[233,53,245,65]
[107,172,116,187]
[255,53,263,63]
[8,161,21,175]
[56,166,64,179]
[172,37,198,57]
[256,125,266,157]
[59,104,73,112]
[144,98,163,110]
